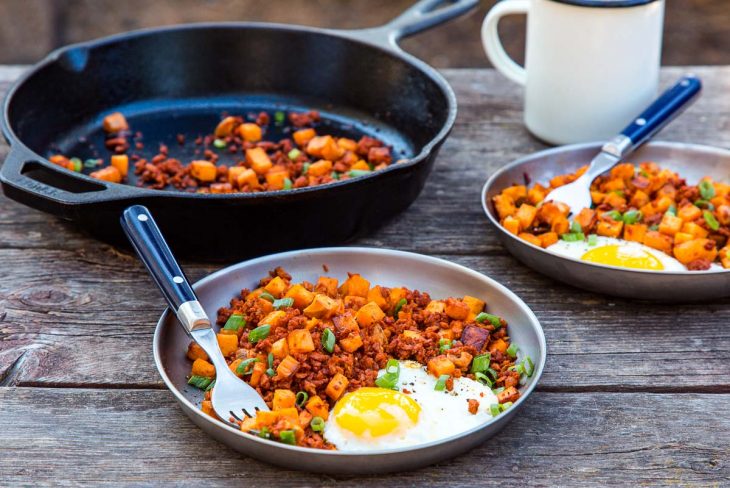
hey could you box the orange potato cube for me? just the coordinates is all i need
[427,356,455,378]
[287,329,315,354]
[270,338,289,359]
[264,276,288,298]
[551,217,570,235]
[356,301,386,327]
[609,163,634,180]
[493,194,517,220]
[425,300,445,313]
[344,295,367,310]
[216,333,238,357]
[201,400,218,419]
[246,148,273,174]
[238,123,262,142]
[316,276,339,296]
[515,204,538,230]
[293,128,316,146]
[285,284,315,309]
[528,184,548,205]
[276,355,299,378]
[497,386,519,404]
[602,178,626,192]
[502,185,527,202]
[340,274,370,298]
[90,166,122,183]
[574,208,596,232]
[110,154,129,177]
[539,232,559,248]
[249,361,266,387]
[326,373,350,400]
[307,159,332,177]
[673,238,717,265]
[591,191,606,205]
[502,216,520,235]
[102,112,129,133]
[366,286,388,310]
[303,294,339,319]
[462,296,485,315]
[604,192,626,209]
[191,358,215,378]
[305,395,329,420]
[350,160,370,171]
[642,230,673,254]
[624,223,648,243]
[214,116,237,137]
[658,214,683,236]
[273,389,296,410]
[339,333,363,353]
[186,342,208,361]
[678,204,702,222]
[673,232,694,246]
[489,338,508,354]
[190,160,217,182]
[629,190,650,208]
[236,168,260,189]
[518,232,542,247]
[444,298,470,320]
[681,222,709,238]
[716,205,730,226]
[227,165,246,185]
[321,140,345,161]
[260,310,286,328]
[388,288,408,309]
[719,245,730,268]
[265,170,289,190]
[596,219,624,238]
[337,138,358,151]
[306,135,335,158]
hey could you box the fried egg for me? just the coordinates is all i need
[547,236,711,271]
[323,361,499,451]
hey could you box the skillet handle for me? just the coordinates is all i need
[349,0,479,49]
[120,205,211,333]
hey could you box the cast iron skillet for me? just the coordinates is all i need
[153,247,546,473]
[482,141,730,302]
[0,0,477,261]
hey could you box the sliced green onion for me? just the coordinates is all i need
[248,324,270,343]
[523,356,535,377]
[603,210,622,221]
[470,353,491,374]
[639,170,650,178]
[266,368,276,377]
[295,391,309,407]
[375,359,400,390]
[267,352,274,369]
[288,148,301,160]
[486,367,499,380]
[434,374,450,391]
[489,404,501,416]
[310,416,325,432]
[302,162,311,174]
[587,234,598,246]
[213,138,227,149]
[622,209,643,225]
[695,199,714,210]
[500,402,513,411]
[510,362,525,375]
[258,291,275,302]
[283,178,293,190]
[649,224,659,231]
[438,338,453,353]
[322,328,335,353]
[274,111,286,125]
[569,221,582,234]
[84,158,101,168]
[666,204,677,216]
[187,375,213,390]
[223,314,246,332]
[236,358,259,375]
[272,297,294,310]
[611,190,625,198]
[506,343,519,359]
[561,232,585,242]
[704,210,720,231]
[331,171,340,180]
[474,371,493,387]
[279,430,296,445]
[258,427,271,439]
[492,387,505,394]
[475,312,501,328]
[70,157,83,172]
[205,379,216,392]
[348,169,372,178]
[699,180,716,200]
[393,298,407,318]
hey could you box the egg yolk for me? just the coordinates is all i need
[332,387,421,437]
[581,244,664,270]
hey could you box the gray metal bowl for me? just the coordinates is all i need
[481,141,730,301]
[153,247,546,474]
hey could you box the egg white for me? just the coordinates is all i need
[323,360,500,451]
[547,236,722,272]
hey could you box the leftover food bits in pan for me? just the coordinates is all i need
[492,162,730,271]
[185,268,534,450]
[49,110,394,193]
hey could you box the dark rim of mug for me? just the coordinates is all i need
[549,0,659,7]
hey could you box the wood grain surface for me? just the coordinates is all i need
[0,66,728,486]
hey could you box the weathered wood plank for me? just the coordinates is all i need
[0,387,727,487]
[1,248,727,389]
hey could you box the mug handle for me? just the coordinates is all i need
[481,0,530,86]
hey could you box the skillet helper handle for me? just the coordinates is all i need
[617,75,702,154]
[120,205,210,333]
[387,0,479,39]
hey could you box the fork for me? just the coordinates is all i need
[120,205,270,426]
[544,75,702,217]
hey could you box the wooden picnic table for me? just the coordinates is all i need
[0,65,728,487]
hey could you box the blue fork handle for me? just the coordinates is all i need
[621,75,702,149]
[120,205,197,312]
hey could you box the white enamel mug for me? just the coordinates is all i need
[482,0,665,145]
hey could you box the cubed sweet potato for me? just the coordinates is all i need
[596,219,624,238]
[551,217,570,235]
[236,168,260,189]
[214,116,236,137]
[339,333,363,352]
[273,389,296,410]
[326,373,349,400]
[316,276,339,296]
[287,329,315,354]
[673,238,717,265]
[260,310,286,327]
[427,356,455,378]
[658,214,683,236]
[444,298,470,320]
[624,223,647,243]
[246,147,273,174]
[306,395,329,420]
[574,208,596,232]
[356,301,386,327]
[339,274,370,297]
[249,361,266,387]
[238,123,262,142]
[539,232,559,248]
[677,204,702,222]
[515,204,538,230]
[307,159,333,177]
[426,300,445,313]
[642,230,673,254]
[102,112,128,133]
[497,386,519,404]
[285,284,315,309]
[191,358,215,378]
[110,154,129,177]
[276,355,299,378]
[216,333,238,357]
[462,296,486,315]
[264,276,288,298]
[366,286,388,310]
[187,342,208,361]
[518,232,542,247]
[681,222,709,238]
[293,128,316,146]
[502,216,520,235]
[303,294,340,319]
[489,338,508,354]
[493,194,517,220]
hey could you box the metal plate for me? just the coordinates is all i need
[153,247,546,474]
[481,141,730,301]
